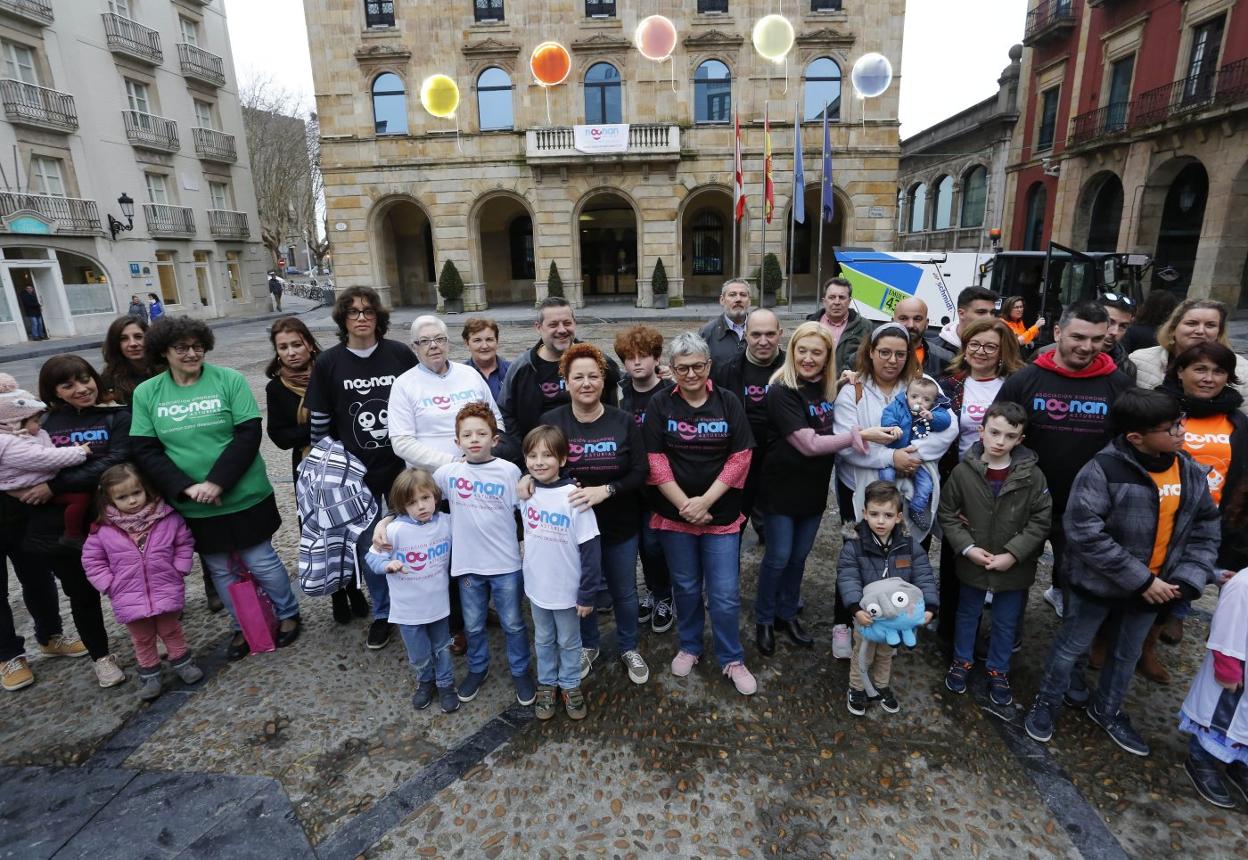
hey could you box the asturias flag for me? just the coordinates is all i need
[764,104,774,224]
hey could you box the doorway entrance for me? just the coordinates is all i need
[579,193,637,298]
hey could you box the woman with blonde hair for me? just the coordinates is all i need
[1130,299,1248,409]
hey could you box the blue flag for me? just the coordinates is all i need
[792,106,805,225]
[821,104,834,223]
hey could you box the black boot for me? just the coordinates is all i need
[347,584,370,618]
[331,590,352,624]
[756,623,775,656]
[775,617,814,648]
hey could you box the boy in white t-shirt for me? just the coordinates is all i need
[521,425,603,721]
[365,469,458,713]
[432,403,535,707]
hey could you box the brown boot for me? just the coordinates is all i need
[1135,624,1171,685]
[1088,628,1108,670]
[1159,614,1184,645]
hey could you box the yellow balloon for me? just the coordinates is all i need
[752,14,795,63]
[420,74,459,118]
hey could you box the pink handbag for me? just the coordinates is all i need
[227,554,278,654]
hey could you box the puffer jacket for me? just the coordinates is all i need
[937,443,1052,591]
[81,505,194,624]
[836,520,938,614]
[1063,437,1220,604]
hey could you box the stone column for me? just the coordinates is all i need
[464,282,487,312]
[636,278,653,308]
[567,280,585,309]
[668,276,685,308]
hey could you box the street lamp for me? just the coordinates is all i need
[107,193,135,241]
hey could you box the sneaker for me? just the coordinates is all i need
[651,597,674,633]
[1,656,34,691]
[723,662,757,696]
[136,668,162,702]
[170,654,204,684]
[986,670,1012,707]
[563,686,587,720]
[621,650,650,685]
[534,684,557,720]
[579,646,599,680]
[831,625,853,660]
[638,593,655,626]
[670,650,699,677]
[1043,586,1064,619]
[875,686,900,713]
[457,668,488,702]
[1086,702,1150,757]
[945,659,972,694]
[39,634,88,659]
[412,680,436,710]
[1024,700,1055,743]
[93,654,125,688]
[908,505,931,534]
[366,619,392,650]
[847,687,868,716]
[514,672,536,706]
[1184,756,1235,808]
[439,687,460,713]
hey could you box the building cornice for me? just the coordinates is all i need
[795,27,855,49]
[462,37,521,60]
[570,32,631,54]
[682,29,744,50]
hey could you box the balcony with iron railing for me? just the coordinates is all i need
[0,79,77,132]
[208,209,249,238]
[1134,58,1248,128]
[0,0,53,26]
[1023,0,1079,46]
[102,12,163,65]
[0,193,101,235]
[177,42,226,88]
[1069,100,1132,145]
[143,204,195,236]
[525,124,680,160]
[123,110,179,152]
[192,127,237,163]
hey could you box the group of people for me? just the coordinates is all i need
[125,293,166,325]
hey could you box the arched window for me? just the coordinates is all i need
[509,215,535,279]
[961,166,987,229]
[372,72,407,135]
[803,57,841,122]
[932,176,954,230]
[584,62,621,124]
[691,209,724,275]
[908,184,927,233]
[694,60,731,124]
[477,67,513,131]
[1024,183,1047,251]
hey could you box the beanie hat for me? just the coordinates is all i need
[0,372,47,430]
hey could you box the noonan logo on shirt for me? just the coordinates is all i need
[540,379,567,398]
[417,389,479,411]
[808,400,834,418]
[1032,395,1108,422]
[1185,432,1231,450]
[342,375,395,396]
[394,540,450,572]
[526,506,571,530]
[49,428,109,446]
[744,384,769,403]
[667,417,729,442]
[449,476,506,500]
[567,438,618,463]
[1158,482,1183,499]
[156,398,223,423]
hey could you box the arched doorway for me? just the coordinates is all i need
[680,186,737,300]
[473,193,535,306]
[374,198,434,307]
[784,185,846,302]
[578,191,637,299]
[1153,162,1209,296]
[1076,172,1124,253]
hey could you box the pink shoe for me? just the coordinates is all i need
[723,661,757,695]
[670,650,699,677]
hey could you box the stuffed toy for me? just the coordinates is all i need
[854,578,926,698]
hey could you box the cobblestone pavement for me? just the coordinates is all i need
[2,310,1246,859]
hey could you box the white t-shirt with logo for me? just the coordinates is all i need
[958,376,1005,458]
[521,483,600,610]
[433,458,522,576]
[365,513,451,625]
[389,362,501,462]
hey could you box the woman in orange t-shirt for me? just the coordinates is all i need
[1000,296,1045,348]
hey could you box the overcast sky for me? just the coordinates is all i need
[223,0,1029,138]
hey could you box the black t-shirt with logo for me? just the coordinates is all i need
[620,379,663,429]
[532,351,568,417]
[642,384,754,526]
[759,381,839,516]
[545,405,646,543]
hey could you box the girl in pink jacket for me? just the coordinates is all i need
[82,463,202,701]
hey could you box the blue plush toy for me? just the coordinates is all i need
[854,578,926,699]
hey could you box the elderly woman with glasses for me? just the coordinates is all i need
[642,332,758,696]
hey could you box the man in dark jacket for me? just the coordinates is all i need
[699,279,751,369]
[268,273,284,312]
[19,284,46,340]
[805,276,872,372]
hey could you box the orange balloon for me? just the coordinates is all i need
[531,41,571,87]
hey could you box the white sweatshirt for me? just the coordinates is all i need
[388,361,503,470]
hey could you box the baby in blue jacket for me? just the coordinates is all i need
[878,376,952,531]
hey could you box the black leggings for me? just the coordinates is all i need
[0,550,63,662]
[48,555,110,661]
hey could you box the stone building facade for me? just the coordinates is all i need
[305,0,906,311]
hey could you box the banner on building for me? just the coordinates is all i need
[573,124,629,153]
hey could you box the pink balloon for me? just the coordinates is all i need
[636,15,677,62]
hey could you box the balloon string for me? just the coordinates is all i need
[669,57,676,94]
[545,87,552,126]
[455,115,463,154]
[782,57,789,95]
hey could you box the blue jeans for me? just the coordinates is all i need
[398,619,454,688]
[658,529,744,667]
[1036,589,1156,715]
[581,535,640,653]
[356,509,389,620]
[754,512,822,624]
[953,585,1027,673]
[879,466,934,517]
[532,605,582,689]
[25,315,45,339]
[639,516,672,601]
[202,540,301,631]
[458,571,530,677]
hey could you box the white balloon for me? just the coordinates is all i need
[851,53,893,99]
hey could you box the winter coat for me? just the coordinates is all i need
[1131,345,1248,413]
[836,520,938,613]
[1063,438,1220,604]
[0,429,87,490]
[880,387,952,448]
[936,443,1052,591]
[698,315,746,370]
[804,307,873,373]
[81,507,195,624]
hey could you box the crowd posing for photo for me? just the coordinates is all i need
[1,279,1246,808]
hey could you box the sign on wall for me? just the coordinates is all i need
[573,124,629,154]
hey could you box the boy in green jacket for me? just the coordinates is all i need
[937,401,1052,707]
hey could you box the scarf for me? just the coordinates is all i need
[279,362,312,458]
[106,499,171,544]
[1158,376,1244,419]
[1033,350,1117,379]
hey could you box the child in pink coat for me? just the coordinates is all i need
[82,463,202,700]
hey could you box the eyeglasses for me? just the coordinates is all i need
[966,341,1000,355]
[873,349,907,362]
[413,336,449,349]
[346,308,377,320]
[172,343,205,356]
[672,361,709,376]
[1101,292,1135,307]
[1147,415,1186,437]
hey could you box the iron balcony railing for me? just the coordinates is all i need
[1024,0,1078,45]
[1135,58,1248,127]
[365,0,394,27]
[1070,100,1132,145]
[143,204,195,236]
[0,0,53,25]
[177,42,226,87]
[207,209,249,238]
[474,0,503,22]
[0,192,101,235]
[191,126,237,162]
[0,79,77,132]
[102,12,163,65]
[123,109,179,151]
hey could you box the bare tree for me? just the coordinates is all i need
[303,112,330,270]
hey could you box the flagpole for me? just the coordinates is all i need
[815,112,827,311]
[731,107,738,279]
[760,101,767,307]
[787,101,798,312]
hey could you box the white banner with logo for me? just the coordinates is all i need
[573,124,629,154]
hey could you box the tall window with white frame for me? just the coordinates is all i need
[30,155,64,196]
[3,41,38,85]
[108,0,131,18]
[193,99,215,129]
[694,60,731,124]
[225,250,243,300]
[1184,14,1225,103]
[192,250,213,307]
[208,180,230,210]
[154,250,180,305]
[144,172,169,205]
[476,67,513,131]
[584,62,621,124]
[1036,87,1059,152]
[179,17,200,47]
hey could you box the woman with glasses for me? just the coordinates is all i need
[642,332,758,695]
[131,317,301,661]
[1131,299,1248,412]
[1000,296,1045,349]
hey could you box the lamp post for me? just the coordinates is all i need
[107,193,135,241]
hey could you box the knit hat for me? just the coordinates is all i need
[0,372,47,430]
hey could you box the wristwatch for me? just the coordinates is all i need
[605,483,617,498]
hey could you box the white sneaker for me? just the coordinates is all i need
[621,650,650,685]
[93,654,125,688]
[579,646,599,680]
[831,624,853,660]
[1043,586,1064,619]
